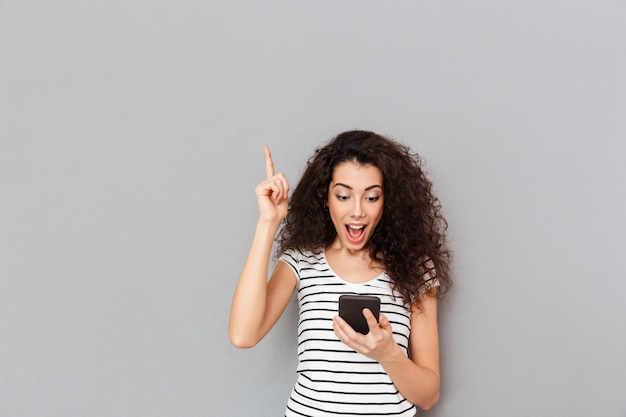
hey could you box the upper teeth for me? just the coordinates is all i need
[349,225,364,229]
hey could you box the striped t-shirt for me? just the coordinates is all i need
[279,248,422,417]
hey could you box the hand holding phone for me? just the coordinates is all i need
[338,295,381,335]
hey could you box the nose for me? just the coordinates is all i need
[350,199,365,218]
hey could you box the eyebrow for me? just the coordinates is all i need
[332,183,383,191]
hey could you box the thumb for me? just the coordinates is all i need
[363,308,381,332]
[378,313,392,332]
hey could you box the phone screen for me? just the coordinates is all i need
[338,295,381,335]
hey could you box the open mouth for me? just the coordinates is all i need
[345,224,366,243]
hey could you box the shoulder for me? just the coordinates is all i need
[278,247,324,275]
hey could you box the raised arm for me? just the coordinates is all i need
[228,147,297,348]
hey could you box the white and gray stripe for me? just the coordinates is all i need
[280,248,428,417]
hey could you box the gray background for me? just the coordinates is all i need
[1,1,625,416]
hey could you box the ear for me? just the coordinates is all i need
[318,191,328,209]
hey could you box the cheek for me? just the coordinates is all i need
[371,205,384,223]
[326,204,342,224]
[328,199,347,216]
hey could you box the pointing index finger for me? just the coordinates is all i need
[264,146,275,179]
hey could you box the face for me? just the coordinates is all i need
[326,161,384,252]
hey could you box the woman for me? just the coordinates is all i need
[229,130,452,416]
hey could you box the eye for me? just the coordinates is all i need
[335,194,349,201]
[366,196,381,202]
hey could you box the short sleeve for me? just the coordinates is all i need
[278,248,300,279]
[419,257,440,296]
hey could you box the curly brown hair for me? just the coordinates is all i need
[277,130,452,308]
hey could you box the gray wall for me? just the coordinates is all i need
[1,1,625,416]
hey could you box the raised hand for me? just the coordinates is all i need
[255,146,290,224]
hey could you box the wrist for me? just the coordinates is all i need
[378,344,406,368]
[255,218,282,234]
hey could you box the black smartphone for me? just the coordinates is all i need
[338,295,381,335]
